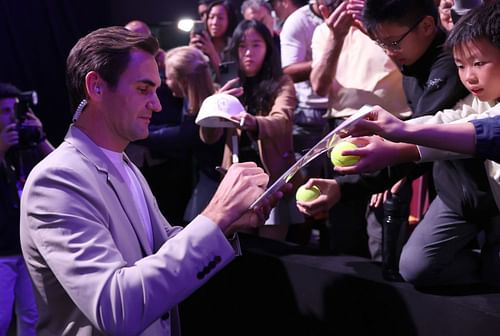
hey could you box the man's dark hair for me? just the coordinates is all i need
[66,26,159,111]
[362,0,438,35]
[446,1,500,51]
[0,82,21,100]
[198,0,216,4]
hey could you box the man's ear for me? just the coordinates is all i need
[84,71,104,100]
[420,15,436,37]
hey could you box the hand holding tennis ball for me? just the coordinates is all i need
[330,141,360,167]
[296,184,321,202]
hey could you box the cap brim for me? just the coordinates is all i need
[196,115,240,128]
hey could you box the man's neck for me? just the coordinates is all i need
[74,122,126,153]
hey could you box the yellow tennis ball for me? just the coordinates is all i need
[330,141,360,167]
[296,185,321,202]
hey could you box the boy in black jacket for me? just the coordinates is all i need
[299,0,475,282]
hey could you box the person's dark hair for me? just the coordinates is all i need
[198,0,216,4]
[66,26,159,111]
[290,0,308,8]
[362,0,438,35]
[230,20,283,114]
[206,0,239,38]
[446,1,500,50]
[0,82,21,100]
[241,0,272,16]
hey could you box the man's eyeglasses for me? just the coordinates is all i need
[375,17,424,52]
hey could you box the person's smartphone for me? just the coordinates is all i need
[219,61,239,86]
[191,21,206,36]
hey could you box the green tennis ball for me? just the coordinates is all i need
[296,185,321,202]
[330,141,360,167]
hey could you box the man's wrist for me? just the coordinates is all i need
[201,206,232,233]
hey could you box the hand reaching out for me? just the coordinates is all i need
[347,106,407,141]
[333,136,411,174]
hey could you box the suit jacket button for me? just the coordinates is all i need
[197,272,204,279]
[214,256,222,263]
[162,312,170,320]
[208,260,217,269]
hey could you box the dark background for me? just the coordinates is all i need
[0,0,208,145]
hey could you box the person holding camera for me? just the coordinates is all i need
[0,82,53,335]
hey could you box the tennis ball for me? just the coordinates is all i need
[330,141,360,167]
[296,185,321,202]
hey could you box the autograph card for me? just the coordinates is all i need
[249,105,372,209]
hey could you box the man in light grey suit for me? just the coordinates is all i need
[20,26,281,336]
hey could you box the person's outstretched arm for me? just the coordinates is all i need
[347,105,478,156]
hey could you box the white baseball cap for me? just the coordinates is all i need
[195,93,245,128]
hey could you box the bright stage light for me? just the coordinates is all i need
[177,19,195,32]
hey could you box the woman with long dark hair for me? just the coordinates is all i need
[201,20,303,240]
[190,0,239,83]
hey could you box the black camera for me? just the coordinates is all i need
[15,91,44,149]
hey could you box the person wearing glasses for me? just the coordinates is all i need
[363,0,470,127]
[308,0,408,258]
[358,0,470,262]
[299,0,492,287]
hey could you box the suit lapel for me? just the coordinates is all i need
[65,126,153,256]
[124,155,169,251]
[105,169,153,256]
